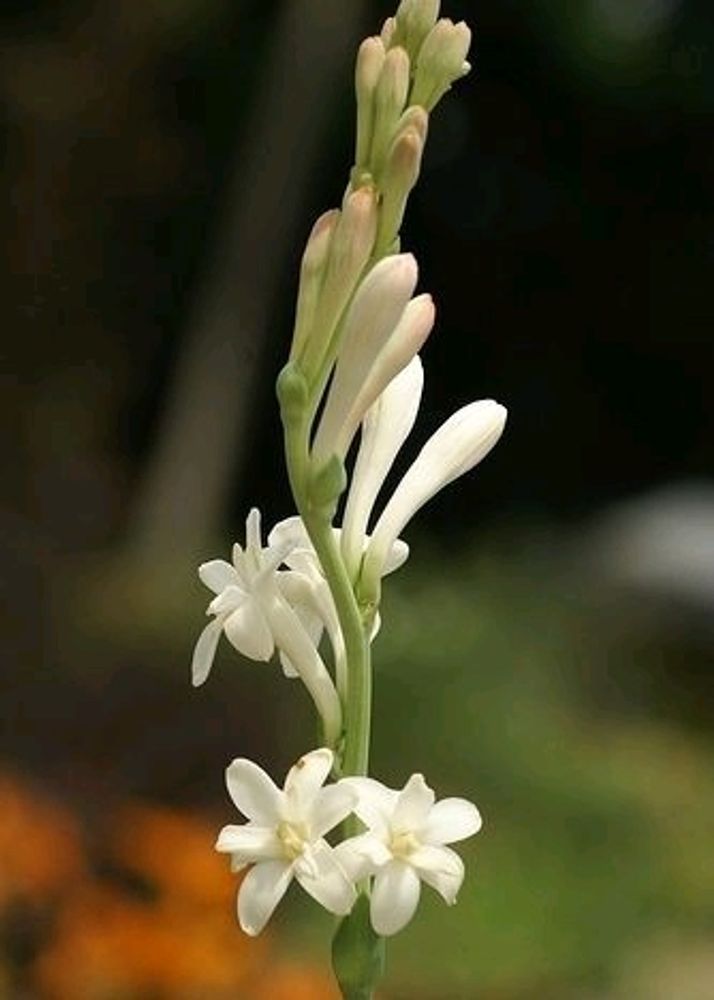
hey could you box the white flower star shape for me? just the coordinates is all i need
[337,773,482,936]
[215,748,357,936]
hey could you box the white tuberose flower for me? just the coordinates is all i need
[192,508,342,745]
[216,748,357,936]
[192,508,289,685]
[337,773,482,936]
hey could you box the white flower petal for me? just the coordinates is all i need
[198,559,239,594]
[268,516,311,552]
[215,824,282,862]
[341,356,424,573]
[392,774,435,832]
[409,844,465,905]
[334,833,393,881]
[421,797,482,844]
[237,859,293,936]
[207,584,246,616]
[245,507,262,561]
[309,784,357,839]
[294,841,356,916]
[284,748,333,810]
[225,758,283,825]
[383,538,410,575]
[191,617,224,687]
[223,599,274,661]
[365,400,507,579]
[371,860,422,936]
[340,777,397,837]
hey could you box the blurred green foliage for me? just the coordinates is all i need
[277,539,714,998]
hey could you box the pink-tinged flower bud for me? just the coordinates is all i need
[362,400,507,583]
[380,16,397,49]
[311,253,419,465]
[346,294,435,442]
[375,126,425,254]
[289,209,339,363]
[301,186,378,379]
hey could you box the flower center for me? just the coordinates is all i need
[277,820,309,861]
[389,829,420,859]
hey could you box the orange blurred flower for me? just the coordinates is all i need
[0,771,85,907]
[34,882,268,999]
[253,961,341,1000]
[110,803,235,908]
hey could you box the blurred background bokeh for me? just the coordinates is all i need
[2,0,713,997]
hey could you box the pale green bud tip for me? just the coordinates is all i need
[377,45,411,112]
[276,362,309,422]
[309,454,348,516]
[356,36,386,98]
[395,0,441,51]
[423,18,472,77]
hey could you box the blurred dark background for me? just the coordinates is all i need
[1,0,713,997]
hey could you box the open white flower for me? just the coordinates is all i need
[336,773,482,936]
[192,508,292,685]
[216,748,357,936]
[192,508,342,745]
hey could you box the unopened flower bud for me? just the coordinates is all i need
[363,399,507,585]
[380,17,397,49]
[411,19,472,111]
[371,46,411,177]
[276,361,309,425]
[394,0,441,59]
[355,37,386,169]
[375,127,424,254]
[302,187,378,380]
[289,209,339,363]
[347,293,435,440]
[312,254,419,464]
[395,104,430,145]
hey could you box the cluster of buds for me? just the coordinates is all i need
[191,1,505,995]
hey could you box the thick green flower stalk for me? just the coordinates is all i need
[191,2,507,997]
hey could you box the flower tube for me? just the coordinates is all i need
[361,400,507,588]
[341,355,424,578]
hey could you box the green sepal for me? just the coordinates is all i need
[308,454,347,517]
[332,893,386,1000]
[276,361,309,424]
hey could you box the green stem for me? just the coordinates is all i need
[282,405,372,782]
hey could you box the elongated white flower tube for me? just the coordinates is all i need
[362,400,507,586]
[341,356,424,578]
[216,749,357,935]
[312,253,418,465]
